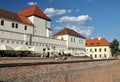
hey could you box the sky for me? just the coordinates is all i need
[0,0,120,42]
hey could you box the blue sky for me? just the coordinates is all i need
[0,0,120,42]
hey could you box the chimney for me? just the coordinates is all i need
[98,37,102,40]
[91,38,94,39]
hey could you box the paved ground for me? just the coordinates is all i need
[0,57,90,64]
[0,58,119,82]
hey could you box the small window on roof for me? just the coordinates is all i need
[97,42,100,45]
[91,43,94,45]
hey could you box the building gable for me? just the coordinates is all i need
[17,6,51,21]
[54,28,85,39]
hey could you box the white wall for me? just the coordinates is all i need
[54,34,85,56]
[86,46,112,59]
[28,16,51,37]
[0,18,33,35]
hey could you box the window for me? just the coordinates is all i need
[74,38,75,42]
[1,40,4,43]
[25,26,27,30]
[100,54,102,58]
[99,48,101,52]
[12,41,14,43]
[16,41,19,44]
[21,42,23,44]
[104,54,106,58]
[26,42,28,45]
[95,48,97,52]
[79,40,83,44]
[90,54,93,58]
[16,24,18,28]
[12,23,14,28]
[104,48,106,52]
[6,40,9,43]
[71,38,73,42]
[95,54,97,58]
[90,49,92,52]
[1,20,4,26]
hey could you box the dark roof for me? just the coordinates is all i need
[0,8,33,25]
[54,28,85,39]
[86,37,110,46]
[17,6,51,21]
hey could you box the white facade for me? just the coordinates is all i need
[85,38,112,59]
[0,6,85,57]
[86,46,111,59]
[54,32,85,56]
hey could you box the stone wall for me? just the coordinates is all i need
[0,60,120,82]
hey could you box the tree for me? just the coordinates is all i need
[110,39,120,56]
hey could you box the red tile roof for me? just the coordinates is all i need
[0,8,33,25]
[86,37,110,46]
[17,6,51,21]
[54,28,85,39]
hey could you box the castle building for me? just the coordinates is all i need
[85,37,112,59]
[0,6,85,57]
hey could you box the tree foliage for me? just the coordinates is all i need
[110,39,120,56]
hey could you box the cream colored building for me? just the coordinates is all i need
[53,28,85,56]
[85,37,112,59]
[0,6,85,57]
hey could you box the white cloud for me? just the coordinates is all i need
[67,10,72,13]
[57,15,91,23]
[88,0,92,2]
[28,2,37,6]
[78,27,94,37]
[55,15,94,37]
[49,0,53,2]
[75,9,80,12]
[44,8,66,17]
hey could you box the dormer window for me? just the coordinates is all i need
[97,42,100,45]
[91,43,94,45]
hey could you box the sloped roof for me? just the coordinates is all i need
[0,8,33,25]
[86,37,110,46]
[17,6,51,21]
[54,28,85,39]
